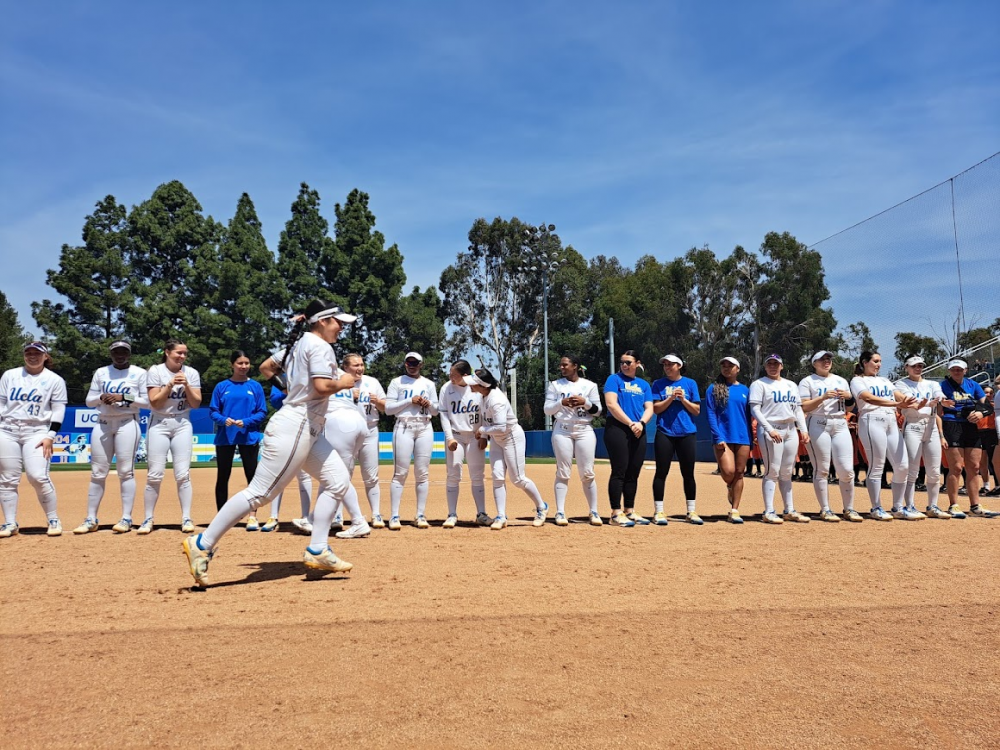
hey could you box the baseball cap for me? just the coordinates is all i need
[659,354,683,365]
[109,340,132,352]
[404,351,423,363]
[811,350,834,363]
[946,359,968,370]
[23,341,48,353]
[720,356,740,367]
[764,353,783,363]
[904,355,925,366]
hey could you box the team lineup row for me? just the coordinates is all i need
[1,301,998,585]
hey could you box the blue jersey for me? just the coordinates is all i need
[651,376,700,436]
[704,382,752,445]
[939,377,986,422]
[209,378,267,445]
[603,373,652,423]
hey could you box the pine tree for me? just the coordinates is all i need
[276,183,333,311]
[1,290,28,373]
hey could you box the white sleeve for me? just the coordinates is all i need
[425,378,439,417]
[187,367,202,388]
[543,381,562,417]
[751,403,772,434]
[586,381,602,417]
[849,377,864,402]
[306,342,335,380]
[794,403,807,432]
[439,384,454,441]
[85,370,103,408]
[132,368,150,410]
[748,379,764,406]
[0,371,9,409]
[384,378,407,416]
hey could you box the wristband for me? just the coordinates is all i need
[269,373,288,392]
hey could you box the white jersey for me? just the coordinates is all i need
[328,367,358,413]
[850,376,899,418]
[480,389,518,439]
[86,364,149,418]
[271,332,336,419]
[0,367,68,426]
[543,377,602,426]
[146,363,202,418]
[438,381,482,439]
[355,374,385,428]
[385,375,438,421]
[798,374,850,418]
[749,377,806,431]
[893,377,944,422]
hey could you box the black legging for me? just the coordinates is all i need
[652,431,697,503]
[214,443,260,510]
[604,418,647,511]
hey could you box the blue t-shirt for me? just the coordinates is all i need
[939,377,986,422]
[209,378,267,445]
[651,376,701,436]
[603,373,653,424]
[704,382,752,445]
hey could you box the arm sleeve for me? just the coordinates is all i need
[425,379,439,417]
[794,403,807,432]
[480,399,511,436]
[85,371,102,408]
[586,381,602,417]
[384,379,407,416]
[543,381,563,417]
[49,402,66,430]
[705,386,722,443]
[209,382,228,426]
[132,371,150,410]
[751,403,772,434]
[0,372,8,409]
[245,382,268,430]
[438,384,454,441]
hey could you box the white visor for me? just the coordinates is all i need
[946,359,967,370]
[905,356,925,366]
[463,373,490,388]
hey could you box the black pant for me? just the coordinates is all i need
[214,443,260,510]
[652,431,697,504]
[604,419,646,511]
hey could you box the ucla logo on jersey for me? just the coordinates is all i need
[8,387,43,403]
[103,381,132,395]
[450,399,479,416]
[870,384,893,398]
[771,390,797,404]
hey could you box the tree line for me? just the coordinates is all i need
[3,181,997,430]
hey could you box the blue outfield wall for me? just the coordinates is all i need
[56,407,718,464]
[524,411,717,462]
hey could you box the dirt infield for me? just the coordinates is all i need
[2,463,998,749]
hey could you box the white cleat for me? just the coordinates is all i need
[335,520,372,539]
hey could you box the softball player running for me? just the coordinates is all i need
[384,352,438,530]
[343,354,386,527]
[466,368,547,529]
[748,354,810,524]
[75,341,149,534]
[439,359,489,528]
[182,300,358,586]
[894,356,948,518]
[849,351,916,520]
[0,342,67,538]
[651,354,702,525]
[137,339,202,535]
[799,351,857,522]
[543,354,602,526]
[705,357,751,524]
[939,359,997,517]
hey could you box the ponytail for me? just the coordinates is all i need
[713,373,730,409]
[855,350,877,377]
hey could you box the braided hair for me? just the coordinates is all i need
[712,373,730,409]
[278,299,335,373]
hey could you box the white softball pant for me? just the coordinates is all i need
[858,412,908,511]
[445,429,486,516]
[87,415,141,520]
[357,424,381,516]
[805,416,855,513]
[324,408,368,523]
[202,407,351,552]
[551,421,598,515]
[269,470,313,521]
[0,419,58,524]
[142,415,194,521]
[489,424,545,519]
[757,421,799,515]
[902,418,942,510]
[390,419,433,519]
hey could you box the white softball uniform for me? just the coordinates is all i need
[355,374,385,516]
[479,388,544,519]
[799,374,855,513]
[749,377,807,515]
[439,380,486,517]
[386,374,438,520]
[324,370,369,523]
[850,376,908,511]
[142,363,202,522]
[0,366,68,525]
[200,332,351,553]
[894,377,945,509]
[85,364,149,520]
[543,377,601,516]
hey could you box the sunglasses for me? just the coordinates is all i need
[405,359,421,366]
[620,360,635,366]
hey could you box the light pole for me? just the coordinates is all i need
[519,223,564,431]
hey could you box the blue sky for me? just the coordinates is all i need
[1,1,998,361]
